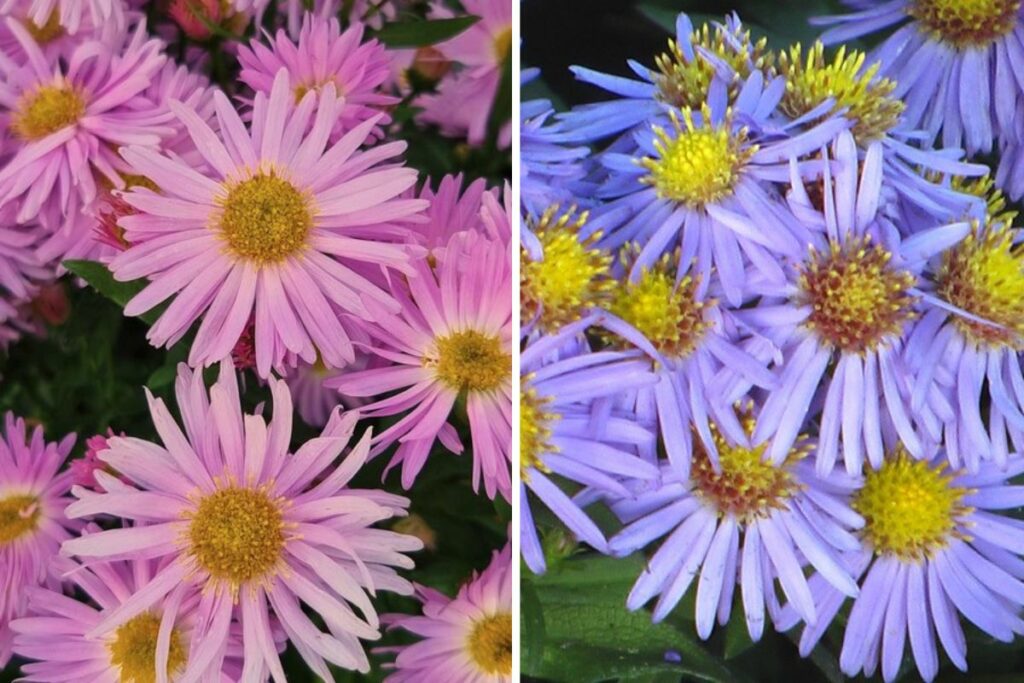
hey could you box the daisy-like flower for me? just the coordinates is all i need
[578,71,849,306]
[61,361,424,679]
[110,69,426,377]
[0,19,169,226]
[418,0,512,147]
[909,215,1024,469]
[330,230,512,500]
[746,131,970,473]
[0,412,76,666]
[774,40,987,223]
[381,542,512,682]
[406,173,491,253]
[12,551,248,682]
[238,15,396,143]
[814,0,1024,155]
[286,356,354,428]
[602,249,777,476]
[520,314,659,574]
[782,450,1024,682]
[608,404,861,639]
[559,13,769,142]
[0,0,125,36]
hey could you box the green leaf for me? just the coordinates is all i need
[525,555,742,683]
[520,580,547,673]
[722,601,755,660]
[63,260,157,324]
[373,16,479,48]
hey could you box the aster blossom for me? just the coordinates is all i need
[0,412,76,666]
[110,69,426,377]
[381,542,512,682]
[330,228,512,500]
[62,361,424,679]
[781,450,1024,682]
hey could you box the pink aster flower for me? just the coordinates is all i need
[239,16,396,143]
[0,19,169,227]
[418,0,511,147]
[329,229,512,500]
[0,0,126,36]
[109,69,426,377]
[0,412,76,666]
[406,173,490,252]
[68,428,123,488]
[381,542,512,682]
[62,360,424,679]
[12,550,251,682]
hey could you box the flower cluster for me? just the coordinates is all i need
[0,1,511,681]
[522,11,1024,681]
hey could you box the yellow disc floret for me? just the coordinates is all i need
[0,493,40,544]
[520,387,557,479]
[936,223,1024,349]
[798,236,917,353]
[521,206,613,331]
[466,612,512,676]
[654,21,769,110]
[432,330,510,393]
[187,485,286,588]
[691,406,806,521]
[640,106,755,207]
[853,452,969,560]
[909,0,1020,48]
[108,612,187,683]
[607,250,711,359]
[492,26,512,62]
[25,12,63,44]
[12,84,86,140]
[218,171,313,263]
[777,42,904,142]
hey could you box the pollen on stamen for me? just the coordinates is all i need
[852,450,971,560]
[606,248,712,359]
[776,42,904,142]
[217,170,313,263]
[521,206,613,331]
[640,105,756,207]
[936,221,1024,349]
[107,612,187,683]
[520,387,558,481]
[24,12,63,44]
[690,404,807,522]
[797,236,917,353]
[466,612,512,676]
[12,84,86,141]
[908,0,1020,48]
[0,493,40,545]
[431,330,510,393]
[653,21,769,110]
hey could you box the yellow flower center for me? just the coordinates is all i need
[25,12,63,44]
[936,223,1024,349]
[654,22,768,110]
[218,172,313,263]
[492,26,512,62]
[777,42,904,142]
[12,84,86,140]
[521,207,613,331]
[108,612,187,683]
[691,409,803,521]
[432,330,510,393]
[187,486,286,587]
[853,453,969,560]
[909,0,1020,48]
[798,237,917,353]
[466,612,512,676]
[641,107,755,207]
[0,493,40,544]
[607,252,710,359]
[520,388,557,480]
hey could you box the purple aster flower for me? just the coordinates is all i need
[0,412,76,666]
[599,248,778,476]
[781,450,1024,682]
[744,131,970,474]
[814,0,1024,156]
[520,314,659,574]
[607,404,861,639]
